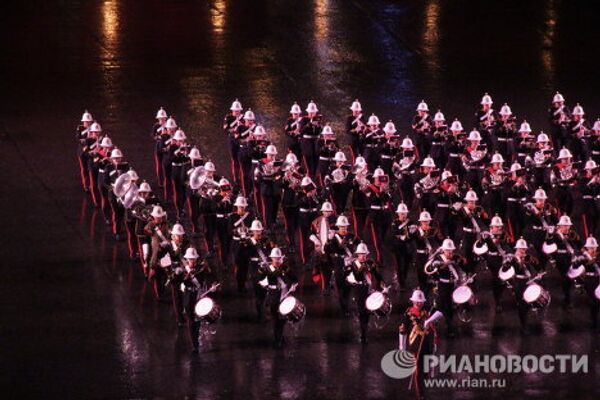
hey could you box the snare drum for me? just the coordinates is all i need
[278,296,306,323]
[523,284,551,309]
[452,285,474,305]
[498,266,515,282]
[567,265,585,281]
[365,291,392,317]
[160,253,172,268]
[194,297,222,323]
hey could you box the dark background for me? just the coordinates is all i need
[1,0,599,398]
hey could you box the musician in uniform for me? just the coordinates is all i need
[474,215,513,312]
[323,151,352,214]
[299,101,322,178]
[151,107,168,187]
[462,129,488,195]
[346,99,366,160]
[548,92,570,151]
[566,104,590,159]
[379,122,400,176]
[391,139,418,209]
[184,146,204,235]
[413,157,441,213]
[235,110,257,196]
[215,178,234,268]
[474,93,497,148]
[249,126,271,212]
[498,238,541,334]
[494,104,517,161]
[105,148,130,240]
[390,203,412,290]
[456,190,489,274]
[425,238,466,338]
[324,215,358,315]
[365,168,392,263]
[411,100,432,158]
[408,211,442,293]
[433,171,462,238]
[481,153,506,216]
[169,129,191,216]
[76,110,94,193]
[363,114,384,171]
[256,247,298,348]
[308,201,336,291]
[229,196,255,292]
[399,289,443,400]
[159,117,177,199]
[430,111,448,168]
[344,242,386,343]
[316,125,339,186]
[280,153,303,253]
[143,205,170,299]
[590,120,600,165]
[298,176,321,264]
[223,99,244,182]
[542,215,582,310]
[528,132,555,190]
[574,237,600,329]
[445,119,467,179]
[89,133,112,209]
[254,144,283,230]
[239,220,271,300]
[131,181,160,277]
[514,121,535,166]
[505,162,531,241]
[172,247,214,353]
[350,157,371,240]
[197,161,220,256]
[551,148,578,214]
[580,160,600,238]
[522,188,559,258]
[284,102,303,160]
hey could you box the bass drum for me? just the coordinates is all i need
[278,296,306,323]
[194,297,222,324]
[365,291,392,317]
[523,284,551,310]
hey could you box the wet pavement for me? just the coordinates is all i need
[1,0,600,398]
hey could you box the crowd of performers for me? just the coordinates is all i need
[76,92,600,378]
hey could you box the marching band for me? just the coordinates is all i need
[75,92,600,360]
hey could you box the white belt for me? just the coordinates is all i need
[319,157,332,161]
[370,205,383,210]
[416,249,428,254]
[299,208,317,212]
[439,278,452,283]
[497,137,513,142]
[303,135,317,139]
[216,214,227,218]
[463,227,475,232]
[380,155,393,159]
[437,204,449,208]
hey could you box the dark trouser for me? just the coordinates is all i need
[125,218,137,258]
[554,185,573,215]
[98,185,111,223]
[349,135,362,161]
[437,282,455,334]
[461,234,477,274]
[299,211,317,264]
[235,256,249,292]
[87,166,100,206]
[300,138,318,177]
[363,146,379,172]
[183,289,201,350]
[77,153,90,191]
[216,217,231,266]
[584,279,600,328]
[202,213,217,252]
[317,159,331,186]
[154,141,164,186]
[162,158,173,201]
[354,284,370,341]
[137,235,151,275]
[228,136,241,183]
[352,208,368,240]
[283,207,299,249]
[368,210,387,263]
[171,166,187,215]
[172,285,185,324]
[238,146,253,197]
[557,263,572,307]
[287,137,301,160]
[484,189,504,217]
[334,263,350,313]
[394,245,411,289]
[465,168,484,196]
[415,256,429,295]
[490,267,504,307]
[514,280,529,328]
[109,194,125,236]
[261,193,281,230]
[187,190,201,233]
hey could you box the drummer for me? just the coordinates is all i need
[344,242,386,344]
[256,247,298,348]
[499,237,540,335]
[174,247,214,354]
[577,237,600,330]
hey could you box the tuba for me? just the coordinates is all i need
[113,173,133,198]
